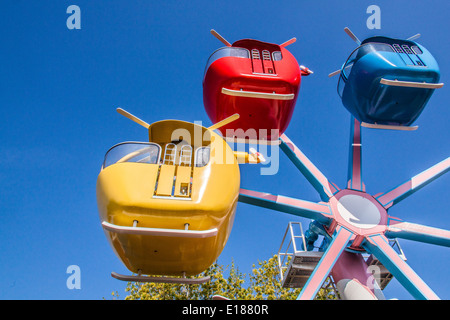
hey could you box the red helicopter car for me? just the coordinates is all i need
[203,30,312,143]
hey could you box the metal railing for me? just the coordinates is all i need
[277,222,307,282]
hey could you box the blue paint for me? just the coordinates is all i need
[338,36,441,127]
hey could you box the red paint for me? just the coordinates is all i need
[203,39,308,141]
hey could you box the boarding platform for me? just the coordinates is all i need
[277,222,406,292]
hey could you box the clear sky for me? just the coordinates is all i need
[0,1,448,300]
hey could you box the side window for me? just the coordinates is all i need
[272,51,282,61]
[195,147,210,167]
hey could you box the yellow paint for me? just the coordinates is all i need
[97,120,240,276]
[155,164,176,196]
[174,166,191,197]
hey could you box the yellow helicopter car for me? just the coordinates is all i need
[97,109,262,283]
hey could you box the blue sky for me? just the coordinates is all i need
[0,1,448,300]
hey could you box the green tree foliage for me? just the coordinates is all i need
[123,255,337,300]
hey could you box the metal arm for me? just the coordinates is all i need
[386,218,450,247]
[297,226,353,300]
[375,157,450,209]
[238,188,332,224]
[279,134,339,201]
[363,234,439,300]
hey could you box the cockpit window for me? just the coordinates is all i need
[340,42,395,81]
[337,42,395,98]
[204,47,250,75]
[103,142,161,169]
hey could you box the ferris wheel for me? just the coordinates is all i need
[238,28,448,300]
[96,28,448,300]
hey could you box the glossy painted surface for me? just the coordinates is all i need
[339,36,441,126]
[203,39,302,141]
[97,120,240,276]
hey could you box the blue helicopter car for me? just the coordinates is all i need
[332,28,444,130]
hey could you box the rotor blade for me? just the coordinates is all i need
[279,134,339,201]
[300,65,314,75]
[249,147,266,163]
[210,29,231,47]
[375,157,450,209]
[116,108,150,129]
[386,218,450,247]
[407,33,421,41]
[297,226,353,300]
[280,37,297,47]
[344,27,361,45]
[347,117,363,191]
[328,69,341,78]
[363,234,439,300]
[238,188,332,223]
[207,113,239,131]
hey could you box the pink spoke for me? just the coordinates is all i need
[364,234,439,300]
[280,134,338,201]
[376,157,450,208]
[387,218,450,247]
[239,188,332,223]
[297,226,353,300]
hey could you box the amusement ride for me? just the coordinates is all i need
[96,28,449,299]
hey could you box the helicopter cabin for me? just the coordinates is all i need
[96,120,240,277]
[338,36,443,128]
[203,38,307,142]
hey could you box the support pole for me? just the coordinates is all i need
[331,251,385,300]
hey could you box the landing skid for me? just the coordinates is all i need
[361,122,418,131]
[111,272,211,284]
